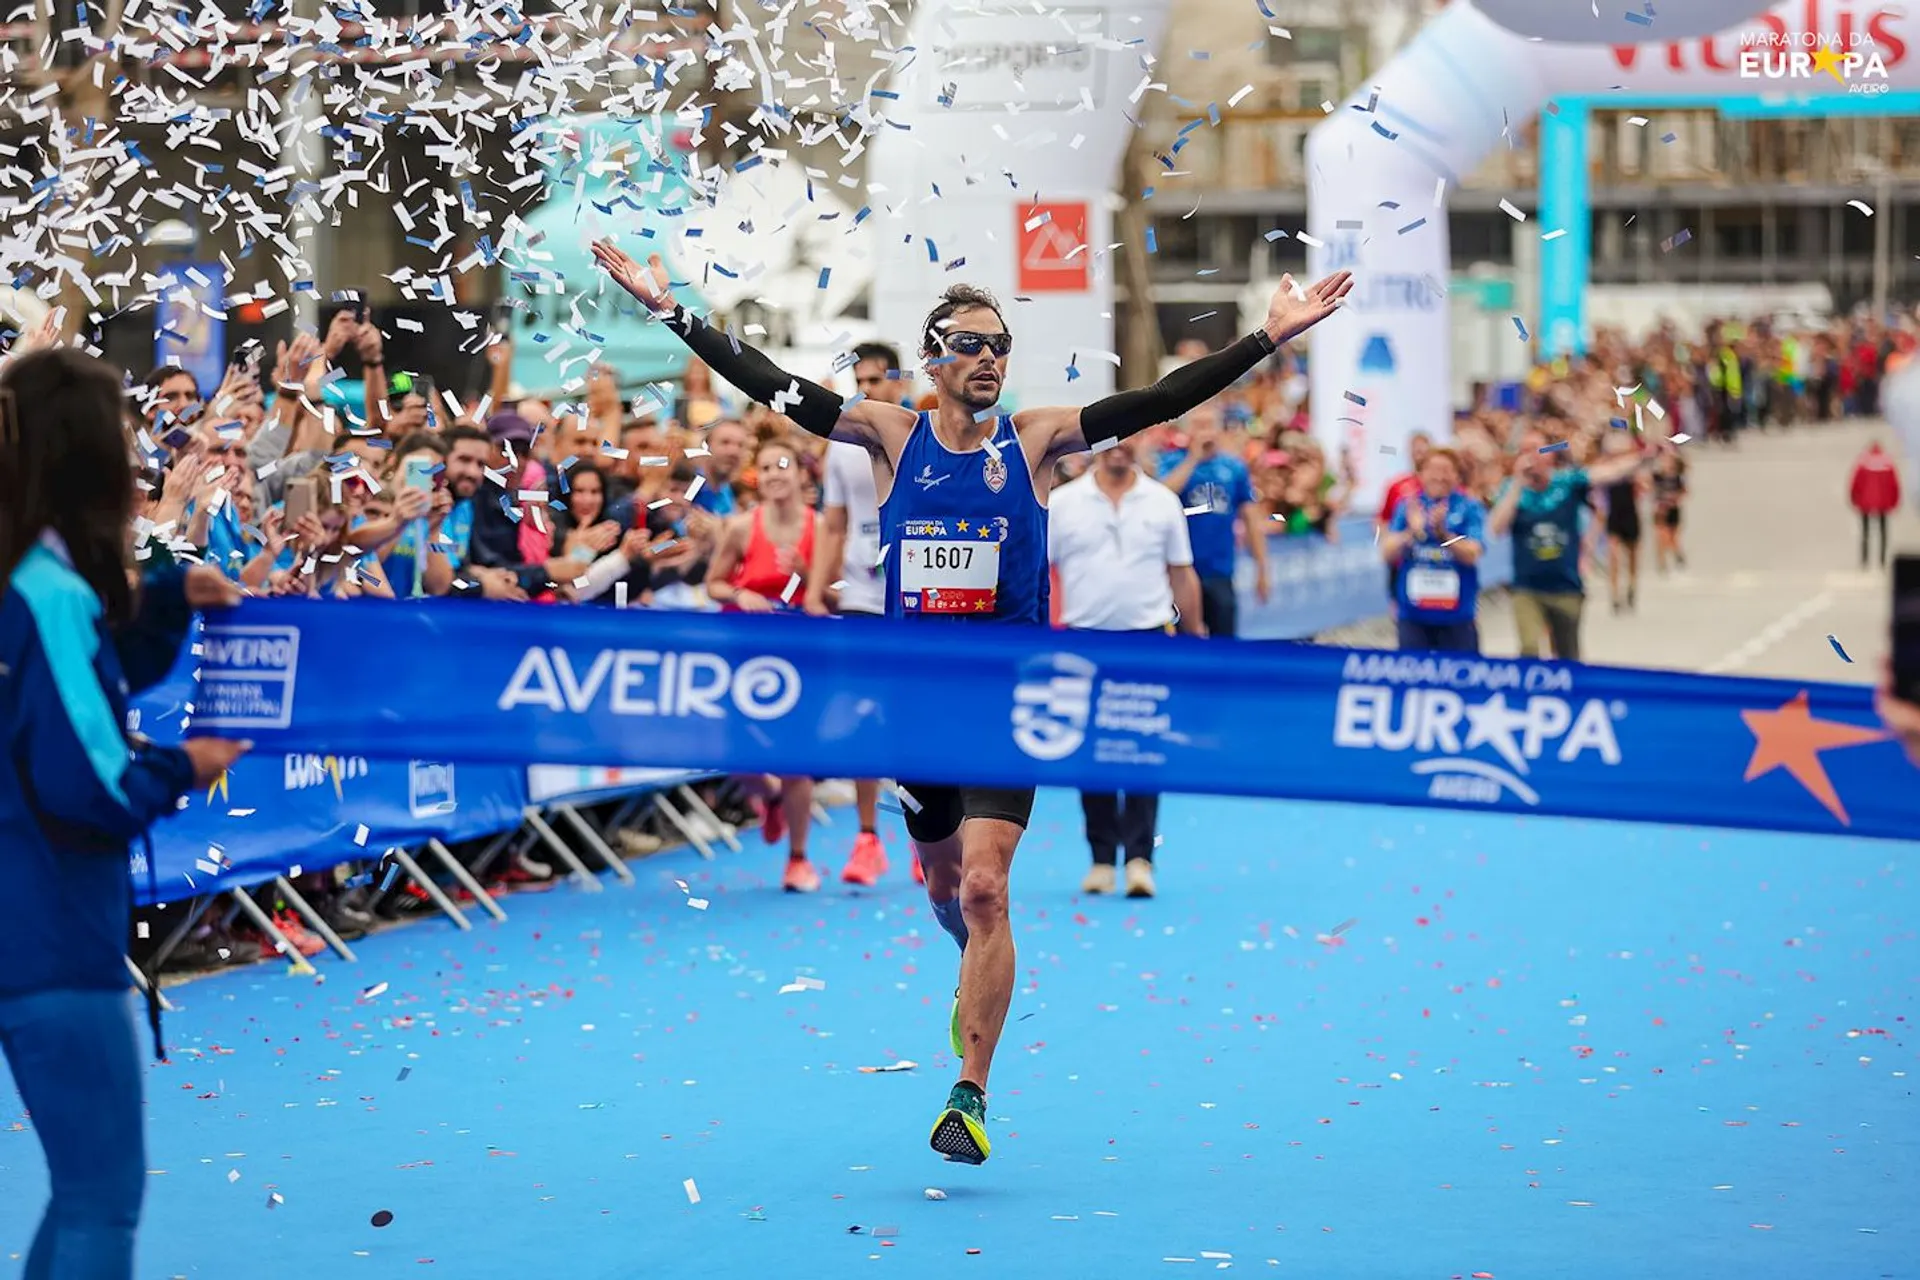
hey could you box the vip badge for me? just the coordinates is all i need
[983,453,1007,493]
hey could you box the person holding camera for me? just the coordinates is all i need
[1,347,252,1279]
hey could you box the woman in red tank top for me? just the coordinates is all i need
[705,440,823,891]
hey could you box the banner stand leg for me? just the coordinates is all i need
[150,895,213,972]
[274,875,357,962]
[522,808,604,890]
[388,848,473,929]
[652,793,716,861]
[675,785,742,853]
[427,838,508,922]
[555,804,637,885]
[124,956,176,1012]
[228,889,318,975]
[466,828,520,882]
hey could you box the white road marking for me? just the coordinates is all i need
[1702,591,1834,675]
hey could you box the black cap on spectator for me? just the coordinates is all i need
[488,412,534,446]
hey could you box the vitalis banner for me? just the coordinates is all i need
[189,599,1920,843]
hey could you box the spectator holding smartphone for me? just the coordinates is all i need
[0,347,251,1277]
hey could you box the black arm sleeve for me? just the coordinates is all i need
[1079,329,1277,446]
[662,304,844,437]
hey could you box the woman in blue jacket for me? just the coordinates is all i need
[0,347,250,1279]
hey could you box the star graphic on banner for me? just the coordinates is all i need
[1463,692,1532,776]
[1739,691,1887,825]
[1810,46,1847,82]
[955,519,970,533]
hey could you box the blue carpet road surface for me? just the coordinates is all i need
[2,792,1915,1279]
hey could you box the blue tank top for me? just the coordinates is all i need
[880,412,1049,625]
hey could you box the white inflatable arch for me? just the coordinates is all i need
[1307,0,1917,507]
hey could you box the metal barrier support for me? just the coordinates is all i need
[675,784,742,853]
[651,790,716,860]
[427,838,507,922]
[555,803,637,884]
[387,847,472,929]
[273,875,357,962]
[522,807,603,889]
[227,888,318,974]
[124,956,176,1012]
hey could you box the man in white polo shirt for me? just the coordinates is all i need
[1048,437,1203,899]
[808,341,913,886]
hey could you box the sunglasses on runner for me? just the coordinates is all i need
[943,331,1013,359]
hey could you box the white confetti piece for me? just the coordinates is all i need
[895,784,923,813]
[924,1187,948,1200]
[1670,433,1693,445]
[687,898,709,910]
[1294,231,1323,248]
[1499,199,1527,222]
[1184,505,1210,516]
[780,573,801,604]
[353,825,369,847]
[683,1178,700,1204]
[1541,228,1567,241]
[1849,199,1874,217]
[1627,116,1649,126]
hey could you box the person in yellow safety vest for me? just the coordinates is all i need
[1704,323,1743,444]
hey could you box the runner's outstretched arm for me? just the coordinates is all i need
[1019,270,1353,461]
[591,240,909,449]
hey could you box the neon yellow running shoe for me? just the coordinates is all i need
[929,1082,990,1164]
[949,988,963,1059]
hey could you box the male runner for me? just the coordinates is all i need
[593,238,1351,1164]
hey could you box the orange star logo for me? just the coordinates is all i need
[1740,691,1887,825]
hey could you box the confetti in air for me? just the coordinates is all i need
[1828,634,1854,663]
[1848,200,1875,217]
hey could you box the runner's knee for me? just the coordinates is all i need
[957,867,1009,923]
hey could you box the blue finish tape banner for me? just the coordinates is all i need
[132,659,530,906]
[188,598,1920,844]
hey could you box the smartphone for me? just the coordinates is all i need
[1895,554,1920,703]
[285,476,319,525]
[403,456,436,492]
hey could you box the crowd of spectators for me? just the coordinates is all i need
[5,296,1910,974]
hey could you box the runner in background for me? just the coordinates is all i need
[1380,447,1485,654]
[1601,431,1648,614]
[1849,440,1901,570]
[706,440,821,892]
[1650,449,1689,573]
[807,342,912,886]
[1375,432,1432,616]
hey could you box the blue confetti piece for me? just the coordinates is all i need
[1370,121,1399,141]
[871,89,899,99]
[1264,229,1288,242]
[734,155,762,173]
[1066,359,1081,382]
[1146,227,1158,254]
[1538,441,1570,454]
[1828,634,1854,663]
[377,859,402,893]
[817,267,831,289]
[1513,315,1529,341]
[1398,217,1427,235]
[1343,390,1366,406]
[925,239,938,262]
[1661,132,1677,144]
[1623,9,1653,23]
[1610,417,1630,430]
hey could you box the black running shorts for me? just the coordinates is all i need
[895,782,1035,844]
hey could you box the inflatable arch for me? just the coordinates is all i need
[1306,0,1918,507]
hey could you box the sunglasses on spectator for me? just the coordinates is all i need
[943,331,1013,358]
